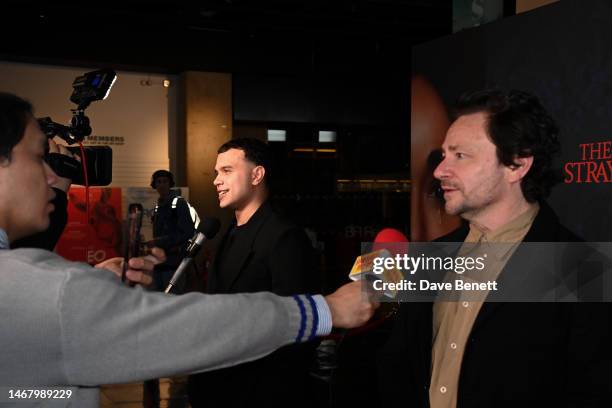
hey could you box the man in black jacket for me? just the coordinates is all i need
[378,89,611,407]
[188,138,320,407]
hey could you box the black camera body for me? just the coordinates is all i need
[46,147,112,186]
[39,69,117,186]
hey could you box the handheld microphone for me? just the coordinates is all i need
[122,203,144,286]
[348,228,409,298]
[325,228,409,340]
[373,228,409,245]
[164,217,220,294]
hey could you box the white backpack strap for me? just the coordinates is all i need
[190,206,201,229]
[173,196,200,229]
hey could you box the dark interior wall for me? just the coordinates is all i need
[233,73,410,126]
[0,2,451,77]
[233,73,411,182]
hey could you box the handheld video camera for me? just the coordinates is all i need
[38,69,116,186]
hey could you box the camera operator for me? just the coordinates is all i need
[0,92,377,407]
[11,139,75,250]
[10,139,155,287]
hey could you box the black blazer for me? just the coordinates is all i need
[206,201,320,295]
[378,203,612,408]
[188,202,320,408]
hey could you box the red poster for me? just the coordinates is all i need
[56,187,123,264]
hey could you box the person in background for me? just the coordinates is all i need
[149,169,196,293]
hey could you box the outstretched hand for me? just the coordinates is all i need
[95,247,166,288]
[324,281,379,329]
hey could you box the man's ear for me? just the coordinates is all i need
[507,155,534,183]
[251,165,266,186]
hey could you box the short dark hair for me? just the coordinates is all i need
[150,169,175,189]
[217,138,272,185]
[0,92,34,163]
[452,89,561,203]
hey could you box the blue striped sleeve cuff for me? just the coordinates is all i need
[291,294,333,342]
[312,294,332,336]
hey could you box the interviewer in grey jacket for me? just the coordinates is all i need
[0,92,377,407]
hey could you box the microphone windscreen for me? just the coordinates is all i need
[373,228,409,258]
[349,228,408,296]
[199,217,221,240]
[374,228,408,243]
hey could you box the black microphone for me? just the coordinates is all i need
[122,203,144,287]
[164,217,221,294]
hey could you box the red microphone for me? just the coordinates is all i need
[373,228,409,257]
[331,228,408,339]
[349,227,409,281]
[374,228,409,243]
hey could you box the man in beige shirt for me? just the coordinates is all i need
[378,89,611,408]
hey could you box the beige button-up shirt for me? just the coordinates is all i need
[429,203,539,408]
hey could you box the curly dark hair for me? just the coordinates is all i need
[0,92,33,163]
[452,89,561,203]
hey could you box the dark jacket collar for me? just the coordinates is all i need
[428,202,577,337]
[405,202,578,388]
[444,202,580,335]
[235,200,273,231]
[211,201,274,292]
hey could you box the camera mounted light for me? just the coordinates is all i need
[70,68,117,110]
[37,68,116,186]
[38,68,116,144]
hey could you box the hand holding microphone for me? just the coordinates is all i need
[324,281,379,328]
[96,247,166,287]
[349,228,409,297]
[319,229,409,330]
[325,228,408,337]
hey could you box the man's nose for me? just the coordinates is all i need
[433,158,449,180]
[44,162,58,186]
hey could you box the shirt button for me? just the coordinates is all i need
[462,301,469,308]
[450,342,457,350]
[440,386,447,394]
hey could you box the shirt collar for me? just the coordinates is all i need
[464,202,540,260]
[0,229,10,249]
